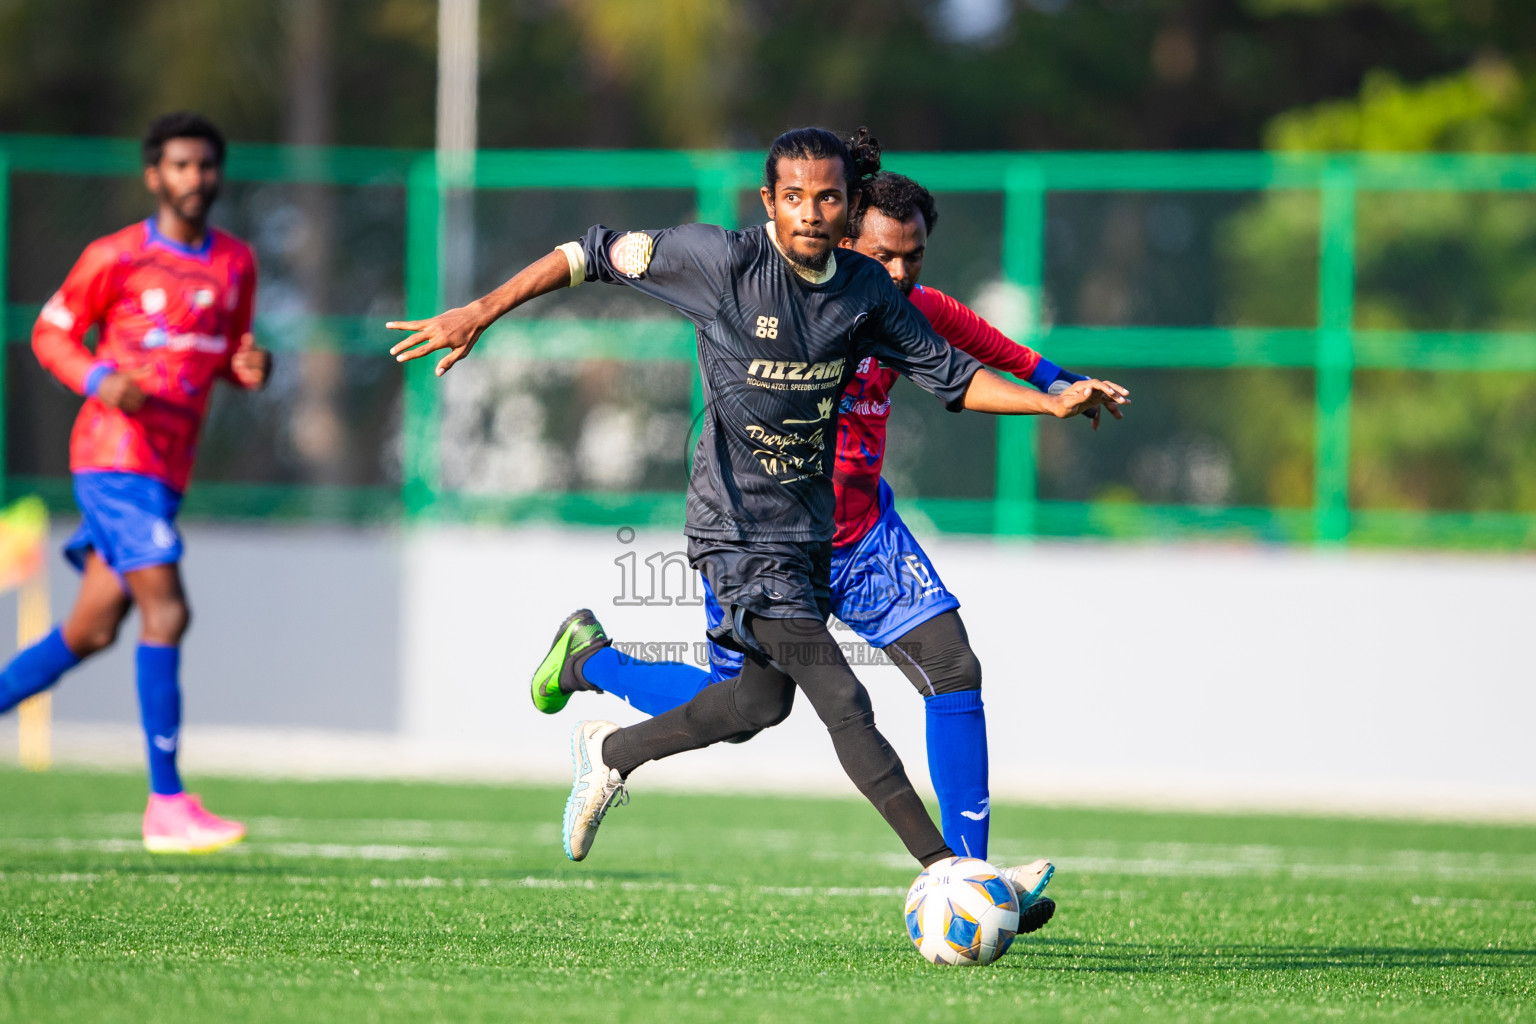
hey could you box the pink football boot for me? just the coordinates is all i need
[142,793,246,854]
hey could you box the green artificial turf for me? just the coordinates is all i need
[1,767,1533,1023]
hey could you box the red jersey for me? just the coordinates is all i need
[32,219,258,493]
[833,284,1043,547]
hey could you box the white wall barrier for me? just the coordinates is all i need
[400,525,1536,818]
[7,520,1532,819]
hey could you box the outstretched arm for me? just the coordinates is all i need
[909,285,1044,381]
[390,224,730,375]
[961,368,1129,421]
[910,284,1107,423]
[869,288,1130,423]
[388,249,572,376]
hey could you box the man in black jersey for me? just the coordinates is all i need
[389,128,1127,872]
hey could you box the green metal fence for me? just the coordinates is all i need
[3,135,1535,549]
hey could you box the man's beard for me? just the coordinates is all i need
[164,189,215,222]
[785,244,831,273]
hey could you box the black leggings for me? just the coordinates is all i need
[882,611,982,697]
[603,615,953,867]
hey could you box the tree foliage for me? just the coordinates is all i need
[1217,4,1536,514]
[2,0,1533,517]
[0,0,1499,150]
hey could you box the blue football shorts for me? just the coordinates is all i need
[702,479,960,683]
[64,471,185,577]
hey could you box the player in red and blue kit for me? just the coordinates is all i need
[531,171,1119,922]
[0,113,271,853]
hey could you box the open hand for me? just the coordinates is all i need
[1053,379,1129,428]
[231,333,271,389]
[96,366,153,413]
[388,305,489,376]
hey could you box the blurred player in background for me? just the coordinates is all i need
[391,127,1126,881]
[0,112,270,853]
[529,170,1105,926]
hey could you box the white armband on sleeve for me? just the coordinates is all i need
[557,242,586,287]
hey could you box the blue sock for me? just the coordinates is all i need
[136,643,183,796]
[0,627,81,714]
[581,646,714,717]
[925,690,990,861]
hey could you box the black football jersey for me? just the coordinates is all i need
[576,222,979,542]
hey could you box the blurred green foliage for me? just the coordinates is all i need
[1216,20,1536,514]
[2,0,1534,523]
[0,0,1525,152]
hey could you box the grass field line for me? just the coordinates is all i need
[23,814,1536,877]
[5,869,1535,913]
[6,835,1536,885]
[27,822,1536,872]
[1,835,460,859]
[1409,894,1536,910]
[8,820,1536,880]
[8,814,1536,881]
[0,868,904,899]
[1038,854,1536,881]
[0,837,474,860]
[61,813,562,844]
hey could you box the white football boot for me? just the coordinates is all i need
[563,720,628,861]
[1002,859,1057,933]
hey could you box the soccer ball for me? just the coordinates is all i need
[904,856,1020,966]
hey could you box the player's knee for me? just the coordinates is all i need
[761,690,795,728]
[723,728,762,745]
[928,645,982,695]
[819,678,875,731]
[140,597,191,645]
[887,614,983,697]
[68,620,120,657]
[735,685,795,730]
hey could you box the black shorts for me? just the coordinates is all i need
[688,536,833,664]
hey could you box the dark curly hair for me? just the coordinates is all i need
[846,172,939,240]
[142,111,226,167]
[763,125,882,195]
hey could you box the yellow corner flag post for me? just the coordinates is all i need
[17,572,51,770]
[0,496,52,770]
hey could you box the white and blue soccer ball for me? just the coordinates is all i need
[904,856,1020,966]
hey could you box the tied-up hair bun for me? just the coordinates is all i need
[845,127,883,188]
[763,126,885,194]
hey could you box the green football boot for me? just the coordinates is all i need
[530,608,611,714]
